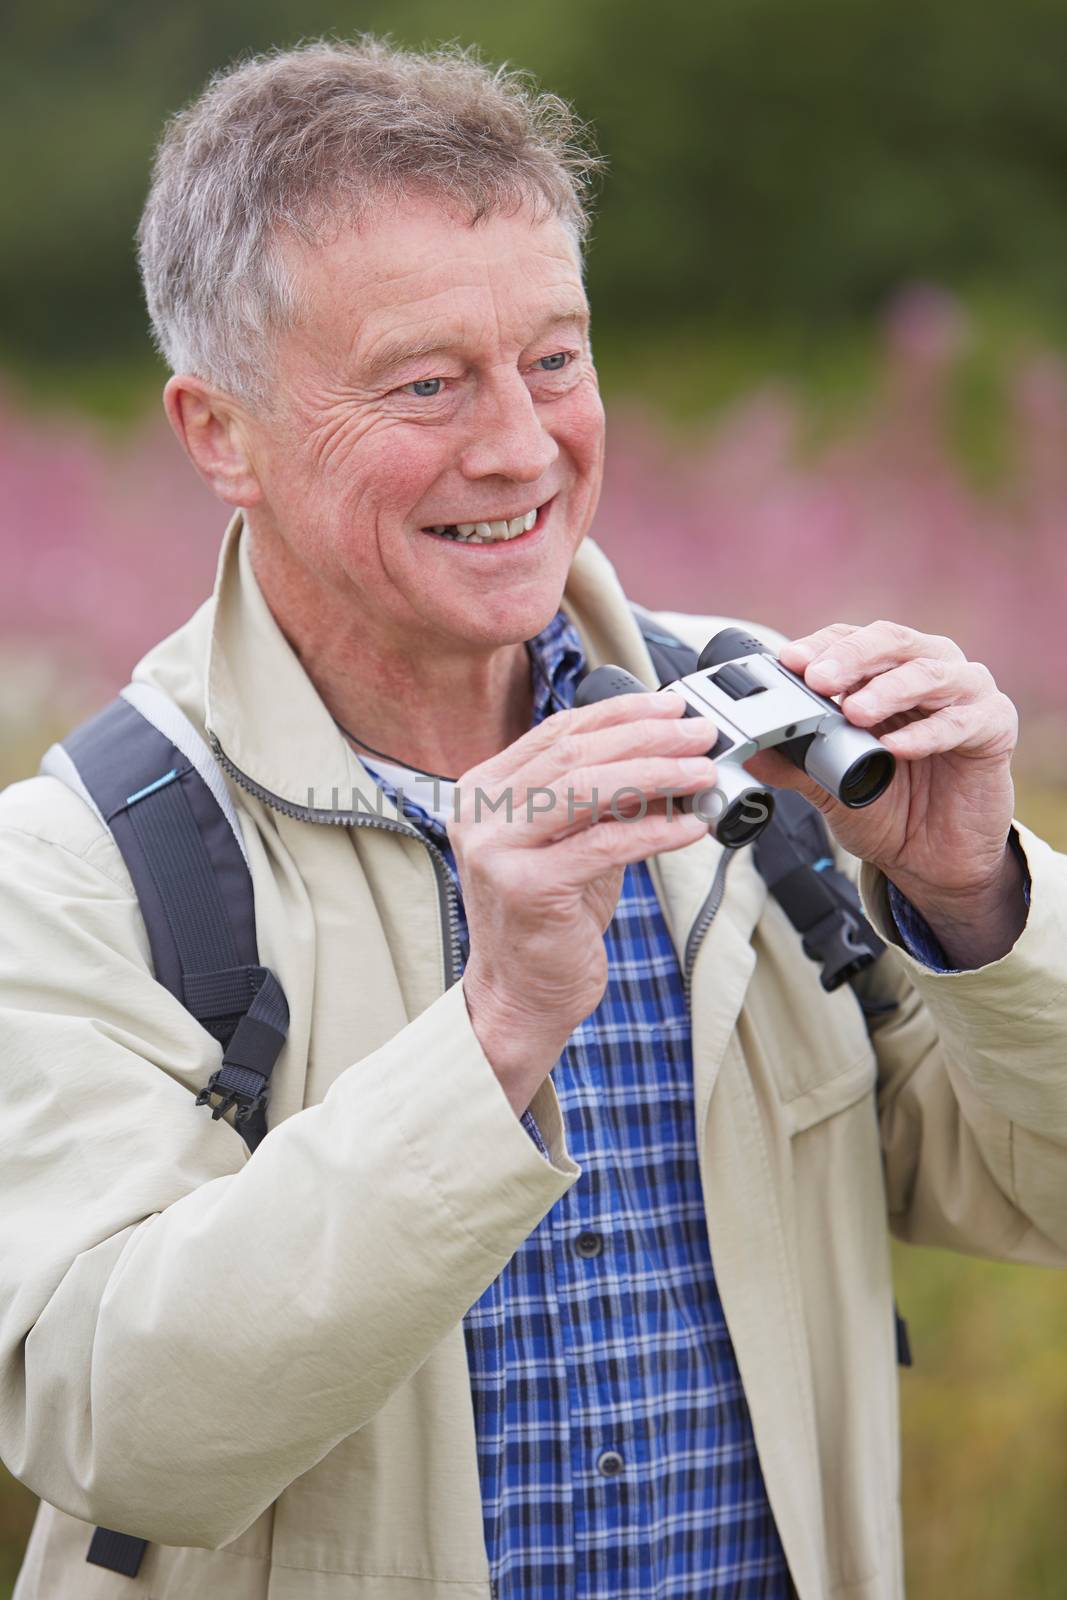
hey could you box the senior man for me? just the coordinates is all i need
[1,37,1065,1600]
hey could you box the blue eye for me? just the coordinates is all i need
[538,353,569,372]
[405,378,443,397]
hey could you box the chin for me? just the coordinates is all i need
[459,590,566,650]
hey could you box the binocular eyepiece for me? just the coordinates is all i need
[575,626,896,848]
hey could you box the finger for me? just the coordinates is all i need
[503,707,721,799]
[551,807,708,882]
[778,623,862,670]
[877,697,1018,760]
[839,659,995,728]
[631,794,681,819]
[872,709,925,736]
[743,746,833,812]
[502,754,720,843]
[469,690,682,787]
[598,787,706,823]
[801,620,966,695]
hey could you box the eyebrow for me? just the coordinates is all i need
[361,305,590,386]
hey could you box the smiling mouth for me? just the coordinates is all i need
[420,503,546,544]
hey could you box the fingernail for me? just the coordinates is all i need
[680,756,716,774]
[849,691,874,713]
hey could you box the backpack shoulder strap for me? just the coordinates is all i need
[630,600,702,686]
[41,686,292,1579]
[40,684,290,1151]
[751,789,890,1002]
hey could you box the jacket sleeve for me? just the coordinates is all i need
[0,778,579,1550]
[852,820,1067,1268]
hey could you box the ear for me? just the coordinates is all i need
[164,375,264,507]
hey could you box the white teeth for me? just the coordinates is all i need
[438,506,540,542]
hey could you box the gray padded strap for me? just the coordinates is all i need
[121,681,248,867]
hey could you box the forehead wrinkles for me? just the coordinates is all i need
[357,274,497,366]
[294,218,586,370]
[358,253,584,369]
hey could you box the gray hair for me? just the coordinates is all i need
[137,37,603,407]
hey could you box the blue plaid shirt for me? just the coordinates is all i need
[362,609,1025,1599]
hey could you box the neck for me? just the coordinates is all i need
[246,521,536,779]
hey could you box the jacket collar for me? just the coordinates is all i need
[200,511,669,816]
[133,509,757,966]
[134,512,766,1209]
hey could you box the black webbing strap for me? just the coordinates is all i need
[86,1526,147,1577]
[753,789,889,996]
[60,694,291,1577]
[192,965,289,1148]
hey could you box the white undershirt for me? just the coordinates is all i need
[357,752,457,829]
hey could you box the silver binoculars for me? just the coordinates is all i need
[575,627,896,848]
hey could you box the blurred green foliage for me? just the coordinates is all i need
[5,0,1067,398]
[893,1241,1067,1598]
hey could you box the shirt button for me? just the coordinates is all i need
[596,1449,625,1477]
[574,1230,603,1259]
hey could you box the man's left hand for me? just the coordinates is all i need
[744,620,1025,963]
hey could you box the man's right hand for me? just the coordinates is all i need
[450,692,719,1116]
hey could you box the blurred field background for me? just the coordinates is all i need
[2,0,1066,1594]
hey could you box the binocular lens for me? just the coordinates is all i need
[839,750,895,808]
[716,791,775,848]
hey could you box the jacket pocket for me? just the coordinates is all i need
[780,1048,877,1136]
[746,903,879,1132]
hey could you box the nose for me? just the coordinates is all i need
[458,369,559,484]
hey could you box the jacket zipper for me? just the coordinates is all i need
[209,735,463,987]
[215,742,731,1598]
[683,848,733,1008]
[212,735,732,1008]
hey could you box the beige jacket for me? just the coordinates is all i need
[2,517,1065,1600]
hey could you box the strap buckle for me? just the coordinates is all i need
[802,907,882,992]
[195,1069,268,1126]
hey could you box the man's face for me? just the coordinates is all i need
[246,196,605,652]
